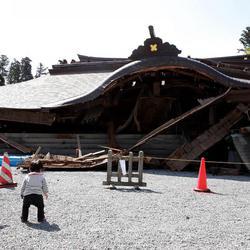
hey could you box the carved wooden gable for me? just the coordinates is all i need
[129,26,181,60]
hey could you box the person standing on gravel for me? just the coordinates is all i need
[20,161,48,223]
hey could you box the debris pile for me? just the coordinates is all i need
[17,150,108,170]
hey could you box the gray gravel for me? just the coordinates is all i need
[0,169,250,250]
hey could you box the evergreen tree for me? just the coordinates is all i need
[239,27,250,54]
[7,59,21,84]
[0,75,4,86]
[0,55,9,86]
[35,63,48,78]
[20,57,33,82]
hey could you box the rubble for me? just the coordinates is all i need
[17,150,109,170]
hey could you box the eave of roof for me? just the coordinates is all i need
[106,56,250,87]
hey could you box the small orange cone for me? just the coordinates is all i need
[194,157,210,192]
[0,152,17,188]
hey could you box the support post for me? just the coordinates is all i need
[76,134,82,157]
[138,151,144,185]
[128,152,133,183]
[117,155,122,183]
[107,150,112,184]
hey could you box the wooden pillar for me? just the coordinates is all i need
[76,134,82,157]
[128,152,133,183]
[117,154,122,183]
[138,151,144,184]
[107,121,119,148]
[153,81,161,96]
[107,150,112,184]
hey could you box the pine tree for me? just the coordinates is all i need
[35,63,48,78]
[0,75,4,86]
[0,55,9,86]
[7,59,21,84]
[239,27,250,54]
[20,57,33,82]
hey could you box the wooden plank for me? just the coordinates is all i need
[31,146,42,161]
[166,104,248,171]
[111,173,139,178]
[0,134,33,153]
[74,150,106,161]
[103,181,146,187]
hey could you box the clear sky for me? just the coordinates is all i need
[1,0,250,71]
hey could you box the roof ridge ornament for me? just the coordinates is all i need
[129,25,181,60]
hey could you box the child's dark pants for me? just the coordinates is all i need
[21,194,45,222]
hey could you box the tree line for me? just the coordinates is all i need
[0,55,48,86]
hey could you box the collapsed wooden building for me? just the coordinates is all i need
[0,26,250,172]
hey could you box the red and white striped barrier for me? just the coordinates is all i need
[0,152,17,188]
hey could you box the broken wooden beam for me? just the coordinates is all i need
[166,103,249,171]
[0,134,33,153]
[74,150,106,161]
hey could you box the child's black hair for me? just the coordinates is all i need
[30,161,43,172]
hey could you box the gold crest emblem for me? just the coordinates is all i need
[150,44,158,52]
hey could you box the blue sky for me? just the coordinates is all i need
[1,0,250,71]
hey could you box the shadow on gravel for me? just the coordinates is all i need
[26,222,61,232]
[107,187,162,194]
[209,191,227,195]
[0,225,9,230]
[146,170,250,182]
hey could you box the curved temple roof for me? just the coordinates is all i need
[0,72,110,109]
[0,56,249,110]
[47,56,250,107]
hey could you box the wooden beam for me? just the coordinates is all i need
[107,121,119,148]
[0,109,55,125]
[225,89,250,103]
[167,68,209,81]
[166,103,248,171]
[0,134,32,153]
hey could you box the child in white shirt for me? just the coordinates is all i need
[21,161,48,223]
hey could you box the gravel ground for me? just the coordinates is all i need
[0,168,250,250]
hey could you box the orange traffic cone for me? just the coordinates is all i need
[194,157,210,192]
[0,152,17,188]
